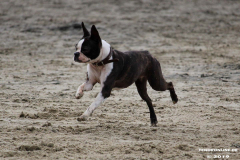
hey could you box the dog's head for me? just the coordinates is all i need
[74,22,102,63]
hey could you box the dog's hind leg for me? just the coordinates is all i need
[167,82,178,104]
[135,78,158,126]
[147,58,178,104]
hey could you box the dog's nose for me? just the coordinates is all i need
[74,52,80,56]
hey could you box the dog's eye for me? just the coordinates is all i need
[75,44,78,50]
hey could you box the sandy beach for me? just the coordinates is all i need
[0,0,239,159]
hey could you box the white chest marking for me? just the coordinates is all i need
[77,40,114,119]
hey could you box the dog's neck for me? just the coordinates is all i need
[90,40,111,63]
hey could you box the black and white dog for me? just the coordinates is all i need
[73,22,178,126]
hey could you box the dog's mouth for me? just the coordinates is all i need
[74,56,90,63]
[74,52,91,63]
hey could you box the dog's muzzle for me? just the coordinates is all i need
[74,52,80,62]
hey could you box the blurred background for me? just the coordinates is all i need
[1,0,239,54]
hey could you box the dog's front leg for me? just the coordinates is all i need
[75,83,85,99]
[77,92,105,121]
[77,65,116,121]
[77,82,115,121]
[75,81,95,99]
[75,70,97,99]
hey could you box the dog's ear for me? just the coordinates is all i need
[90,25,102,46]
[82,22,90,38]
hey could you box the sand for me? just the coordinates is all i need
[0,0,239,159]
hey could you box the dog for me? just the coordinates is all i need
[73,22,178,126]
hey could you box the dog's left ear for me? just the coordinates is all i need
[82,22,90,38]
[90,25,102,47]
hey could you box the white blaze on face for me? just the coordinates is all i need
[76,39,91,62]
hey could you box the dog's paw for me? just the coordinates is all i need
[172,97,178,104]
[75,92,84,99]
[77,115,88,121]
[151,120,158,127]
[151,118,158,127]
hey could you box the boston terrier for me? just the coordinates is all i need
[73,22,178,126]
